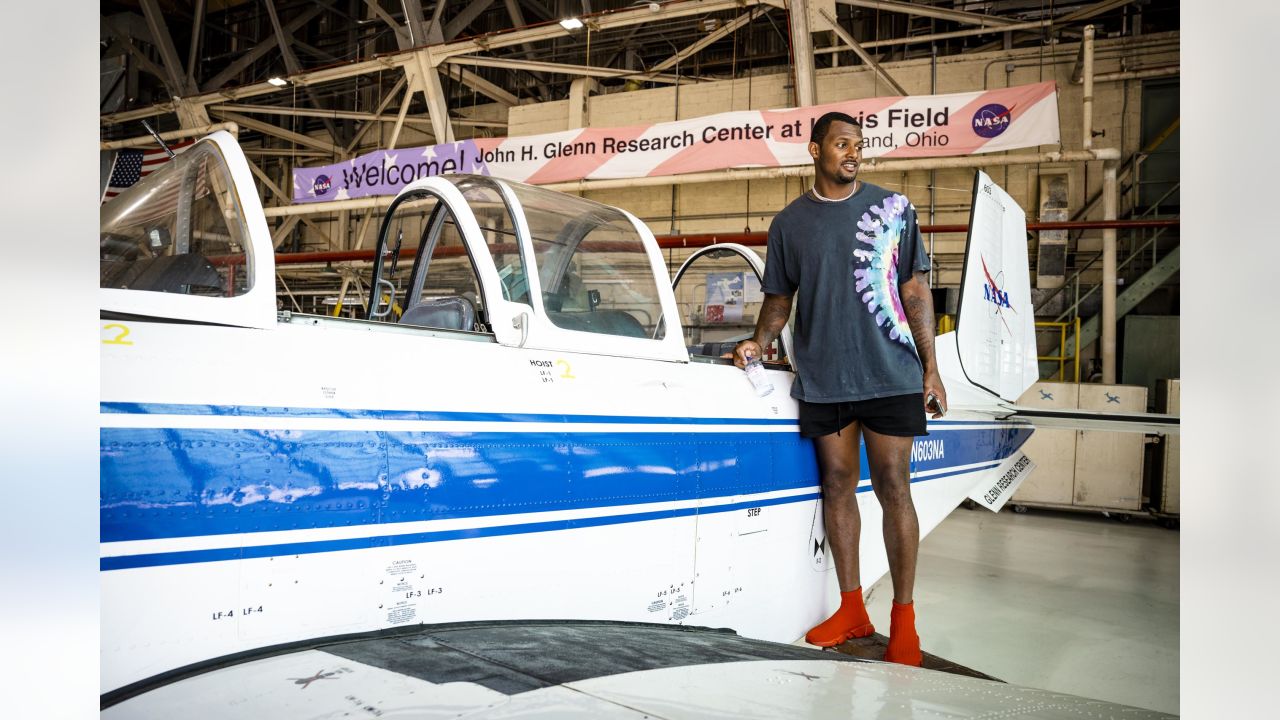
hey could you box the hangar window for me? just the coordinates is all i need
[100,143,252,297]
[509,183,665,341]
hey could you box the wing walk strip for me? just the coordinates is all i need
[99,461,1001,571]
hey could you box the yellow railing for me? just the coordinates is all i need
[1035,317,1081,382]
[937,313,956,334]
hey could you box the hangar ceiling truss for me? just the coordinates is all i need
[101,0,1173,147]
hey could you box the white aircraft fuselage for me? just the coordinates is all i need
[100,133,1037,695]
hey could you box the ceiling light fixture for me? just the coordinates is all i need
[559,17,584,30]
[268,76,289,87]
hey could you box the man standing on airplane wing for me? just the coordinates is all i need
[733,112,946,666]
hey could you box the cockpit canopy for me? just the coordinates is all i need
[98,132,686,360]
[101,141,253,298]
[372,174,667,342]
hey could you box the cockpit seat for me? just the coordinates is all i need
[399,296,476,331]
[546,309,646,338]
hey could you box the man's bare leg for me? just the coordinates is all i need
[817,423,862,591]
[863,427,922,665]
[863,429,919,602]
[804,422,876,646]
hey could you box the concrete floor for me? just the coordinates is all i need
[864,506,1180,715]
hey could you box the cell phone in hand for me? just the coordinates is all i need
[927,393,946,417]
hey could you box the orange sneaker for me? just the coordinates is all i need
[884,600,922,666]
[805,587,875,647]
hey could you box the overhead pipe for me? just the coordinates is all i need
[206,103,503,128]
[1101,161,1119,383]
[238,218,1178,268]
[1096,65,1179,82]
[1081,25,1096,150]
[99,121,239,150]
[814,19,1052,53]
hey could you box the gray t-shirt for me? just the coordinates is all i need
[761,182,932,403]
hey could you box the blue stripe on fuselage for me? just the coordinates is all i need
[99,461,1006,572]
[102,418,1031,546]
[100,428,821,543]
[99,492,820,571]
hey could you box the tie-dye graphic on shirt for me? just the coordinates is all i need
[853,193,917,350]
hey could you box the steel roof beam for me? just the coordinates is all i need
[443,54,691,85]
[200,4,330,92]
[647,6,765,76]
[818,7,908,95]
[138,0,195,96]
[263,0,340,143]
[246,159,333,247]
[431,0,785,61]
[186,0,206,90]
[209,102,438,127]
[444,0,499,41]
[362,0,410,44]
[100,15,171,89]
[409,51,455,142]
[210,109,344,155]
[209,101,504,128]
[455,68,521,105]
[401,0,433,47]
[293,38,340,63]
[426,0,448,43]
[1060,0,1140,24]
[386,3,517,117]
[787,0,816,106]
[972,0,1137,51]
[835,0,1022,28]
[502,0,553,101]
[344,75,411,154]
[814,18,1052,53]
[105,0,779,126]
[516,0,554,22]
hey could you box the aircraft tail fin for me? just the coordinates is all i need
[937,170,1040,404]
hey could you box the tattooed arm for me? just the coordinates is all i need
[900,271,947,417]
[732,293,793,368]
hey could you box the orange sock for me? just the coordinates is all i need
[884,600,922,666]
[805,587,875,647]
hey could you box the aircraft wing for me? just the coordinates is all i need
[102,621,1173,719]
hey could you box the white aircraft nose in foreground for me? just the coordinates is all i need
[100,132,1175,713]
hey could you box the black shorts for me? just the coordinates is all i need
[798,393,928,439]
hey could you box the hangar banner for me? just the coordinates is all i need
[292,80,1058,204]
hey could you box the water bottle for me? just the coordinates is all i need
[744,357,774,397]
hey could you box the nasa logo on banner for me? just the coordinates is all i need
[972,103,1013,138]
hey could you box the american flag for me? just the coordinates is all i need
[101,140,193,203]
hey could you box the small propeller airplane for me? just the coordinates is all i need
[99,131,1177,713]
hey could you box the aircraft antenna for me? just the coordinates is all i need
[140,119,176,159]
